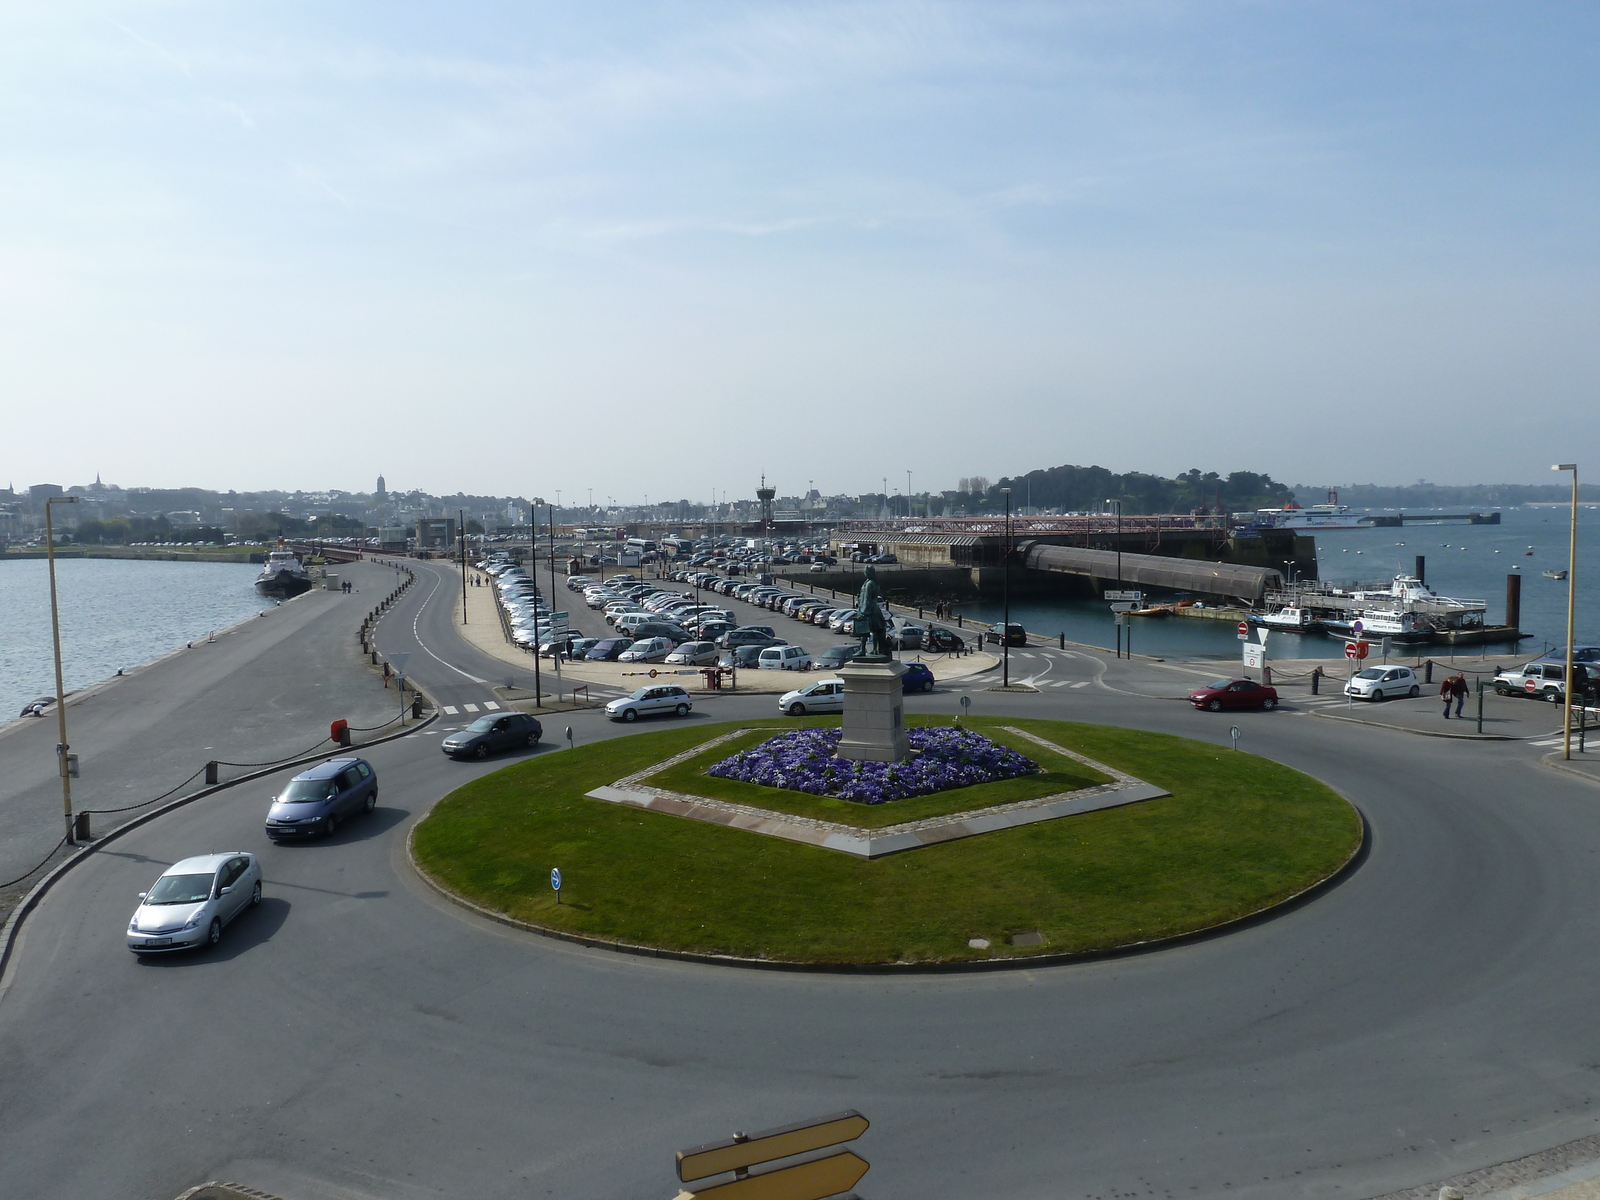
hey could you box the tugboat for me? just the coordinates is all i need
[254,540,312,598]
[1247,606,1324,634]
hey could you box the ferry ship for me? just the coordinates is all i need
[1253,493,1369,531]
[254,542,312,598]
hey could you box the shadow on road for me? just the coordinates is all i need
[269,805,410,847]
[135,896,290,965]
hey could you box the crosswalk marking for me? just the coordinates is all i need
[463,703,480,712]
[1531,737,1564,747]
[1071,680,1091,688]
[441,705,458,715]
[482,701,501,710]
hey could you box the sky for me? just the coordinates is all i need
[3,1,1597,501]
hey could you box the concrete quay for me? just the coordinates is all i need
[0,559,402,916]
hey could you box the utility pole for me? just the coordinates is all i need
[459,508,468,623]
[531,503,542,707]
[45,495,80,843]
[1555,463,1579,759]
[1001,487,1012,688]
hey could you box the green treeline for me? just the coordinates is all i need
[947,466,1294,516]
[70,511,365,544]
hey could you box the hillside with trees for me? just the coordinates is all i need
[947,465,1294,515]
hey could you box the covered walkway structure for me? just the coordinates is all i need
[1020,542,1283,603]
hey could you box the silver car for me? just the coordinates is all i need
[605,684,694,722]
[127,852,262,954]
[778,678,846,716]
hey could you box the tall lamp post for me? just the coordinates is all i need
[1555,464,1579,760]
[458,508,468,624]
[530,503,542,708]
[1106,498,1124,658]
[44,495,80,843]
[1001,487,1012,688]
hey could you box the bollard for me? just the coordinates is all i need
[74,810,92,841]
[1424,659,1434,684]
[1262,665,1272,687]
[1311,666,1321,695]
[1059,632,1065,649]
[957,614,962,628]
[412,695,423,719]
[205,760,219,785]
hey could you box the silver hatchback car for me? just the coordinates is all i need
[604,684,694,722]
[127,852,262,954]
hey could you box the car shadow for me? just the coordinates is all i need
[270,805,411,847]
[135,896,290,965]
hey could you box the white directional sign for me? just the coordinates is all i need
[1105,590,1143,601]
[677,1111,870,1200]
[1242,643,1265,670]
[1109,602,1137,613]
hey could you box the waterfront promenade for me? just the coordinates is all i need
[5,556,1600,1200]
[0,560,401,914]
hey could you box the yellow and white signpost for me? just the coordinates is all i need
[674,1111,870,1200]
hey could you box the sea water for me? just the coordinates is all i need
[959,505,1599,661]
[0,558,266,721]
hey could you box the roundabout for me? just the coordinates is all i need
[409,716,1363,967]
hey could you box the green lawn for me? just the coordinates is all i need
[639,720,1112,829]
[411,716,1362,965]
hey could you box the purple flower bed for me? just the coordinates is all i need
[705,727,1038,805]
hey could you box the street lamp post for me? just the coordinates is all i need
[458,508,468,624]
[1001,487,1012,688]
[530,503,542,708]
[1106,498,1124,658]
[1555,464,1579,759]
[44,495,80,843]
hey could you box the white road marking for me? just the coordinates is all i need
[1531,737,1564,746]
[1071,680,1091,688]
[463,703,480,712]
[442,705,458,715]
[405,570,489,685]
[482,701,501,710]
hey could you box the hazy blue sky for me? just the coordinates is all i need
[4,2,1596,500]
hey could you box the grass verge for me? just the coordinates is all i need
[411,716,1362,965]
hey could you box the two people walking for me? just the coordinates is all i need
[1441,673,1469,718]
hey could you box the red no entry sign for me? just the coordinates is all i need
[1345,641,1369,660]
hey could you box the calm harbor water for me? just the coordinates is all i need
[962,506,1600,661]
[0,558,266,721]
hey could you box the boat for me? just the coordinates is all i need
[1251,491,1369,531]
[1247,606,1324,633]
[1544,569,1568,580]
[255,541,312,598]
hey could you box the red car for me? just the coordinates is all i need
[1189,677,1278,711]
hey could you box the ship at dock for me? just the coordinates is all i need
[254,542,312,598]
[1258,574,1491,646]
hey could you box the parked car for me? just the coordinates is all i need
[810,562,827,573]
[758,645,812,671]
[815,644,863,670]
[718,628,784,650]
[889,624,925,651]
[440,712,543,759]
[986,623,1028,647]
[632,622,690,644]
[620,636,676,663]
[924,627,966,652]
[265,757,380,839]
[1188,677,1279,711]
[1343,665,1421,702]
[1493,660,1600,700]
[779,678,846,716]
[126,852,263,954]
[717,646,765,671]
[586,637,635,661]
[901,662,935,693]
[605,684,694,722]
[665,641,720,665]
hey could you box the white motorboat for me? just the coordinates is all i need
[254,542,312,598]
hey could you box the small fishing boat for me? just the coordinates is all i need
[1544,569,1568,580]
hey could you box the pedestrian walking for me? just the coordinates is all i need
[1451,673,1469,717]
[1440,675,1453,719]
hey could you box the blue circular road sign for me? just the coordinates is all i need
[551,868,562,892]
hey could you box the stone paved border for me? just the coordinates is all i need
[584,726,1169,858]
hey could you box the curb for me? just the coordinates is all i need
[1541,752,1600,786]
[1311,709,1522,741]
[0,709,436,991]
[404,792,1368,976]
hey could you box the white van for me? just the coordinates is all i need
[758,645,812,671]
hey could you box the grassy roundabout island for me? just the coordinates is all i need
[410,716,1363,966]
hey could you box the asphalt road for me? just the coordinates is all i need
[4,563,1600,1200]
[0,561,400,901]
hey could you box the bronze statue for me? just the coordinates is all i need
[854,566,892,659]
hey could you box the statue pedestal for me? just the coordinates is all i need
[836,660,910,763]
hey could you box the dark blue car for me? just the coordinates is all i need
[901,662,935,693]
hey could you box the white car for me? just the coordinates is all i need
[127,853,262,954]
[758,645,812,671]
[619,636,675,663]
[1343,665,1421,701]
[779,678,846,716]
[605,684,694,722]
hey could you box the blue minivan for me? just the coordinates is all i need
[265,756,379,840]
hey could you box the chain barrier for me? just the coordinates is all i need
[215,735,333,769]
[0,836,69,891]
[84,763,209,816]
